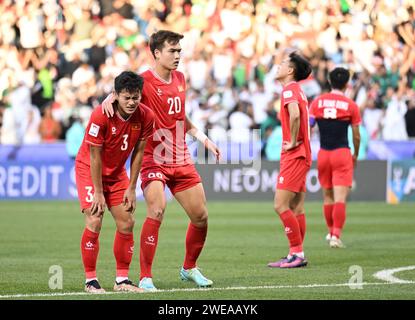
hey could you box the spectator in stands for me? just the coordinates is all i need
[39,106,62,142]
[65,113,85,159]
[405,98,415,138]
[0,0,414,152]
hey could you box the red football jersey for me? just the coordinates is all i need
[279,81,311,164]
[309,90,361,150]
[76,103,155,181]
[140,69,190,167]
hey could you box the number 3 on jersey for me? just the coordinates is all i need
[121,134,128,150]
[168,97,181,115]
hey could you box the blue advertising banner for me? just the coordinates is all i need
[387,160,415,203]
[0,144,174,201]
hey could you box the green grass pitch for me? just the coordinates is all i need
[0,201,414,300]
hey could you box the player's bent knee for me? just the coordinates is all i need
[190,209,208,227]
[85,216,103,233]
[274,203,288,215]
[117,217,135,233]
[148,207,165,221]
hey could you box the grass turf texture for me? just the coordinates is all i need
[0,201,414,300]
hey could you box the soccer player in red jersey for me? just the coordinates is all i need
[75,71,155,293]
[102,31,220,291]
[309,67,361,248]
[268,52,312,269]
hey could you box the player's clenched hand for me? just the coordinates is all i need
[282,140,302,151]
[101,92,115,117]
[90,192,106,216]
[123,188,136,213]
[205,139,221,163]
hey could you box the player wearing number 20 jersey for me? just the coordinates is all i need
[138,68,202,194]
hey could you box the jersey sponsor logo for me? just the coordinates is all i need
[178,85,184,92]
[131,123,141,130]
[283,90,293,99]
[112,127,117,135]
[156,88,163,96]
[88,123,100,137]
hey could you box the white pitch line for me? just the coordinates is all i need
[1,281,415,299]
[373,265,415,284]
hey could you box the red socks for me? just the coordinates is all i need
[279,210,303,255]
[140,217,161,279]
[332,202,346,238]
[323,204,334,235]
[183,223,208,270]
[81,228,100,279]
[113,231,134,278]
[296,213,306,242]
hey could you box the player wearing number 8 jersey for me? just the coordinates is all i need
[268,52,312,269]
[309,67,361,248]
[75,71,155,293]
[102,30,220,291]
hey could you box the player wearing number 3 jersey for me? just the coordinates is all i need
[75,71,155,293]
[309,67,361,248]
[102,30,221,291]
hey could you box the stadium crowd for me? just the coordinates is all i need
[0,0,415,160]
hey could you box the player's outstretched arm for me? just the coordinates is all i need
[101,92,115,117]
[185,116,221,162]
[89,145,106,216]
[123,139,147,213]
[283,102,302,151]
[351,125,361,167]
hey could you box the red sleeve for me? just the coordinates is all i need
[139,104,155,141]
[84,108,107,147]
[309,99,317,118]
[281,85,300,107]
[350,101,361,126]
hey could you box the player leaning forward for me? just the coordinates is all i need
[75,71,155,293]
[268,52,312,268]
[102,30,220,291]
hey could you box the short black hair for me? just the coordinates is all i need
[329,67,350,90]
[149,30,184,58]
[114,71,144,94]
[289,52,312,82]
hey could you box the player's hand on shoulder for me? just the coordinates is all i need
[101,92,115,118]
[90,192,106,216]
[282,140,302,151]
[123,188,136,213]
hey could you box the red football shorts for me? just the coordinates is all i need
[140,164,202,195]
[317,148,353,189]
[277,157,311,193]
[75,162,130,211]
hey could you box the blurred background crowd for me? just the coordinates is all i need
[0,0,414,160]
